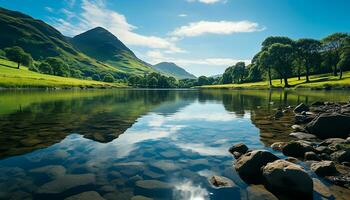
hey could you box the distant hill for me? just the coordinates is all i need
[210,74,222,78]
[71,27,155,75]
[153,62,196,79]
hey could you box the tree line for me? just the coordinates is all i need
[221,33,350,87]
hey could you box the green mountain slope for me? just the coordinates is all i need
[153,62,196,79]
[71,27,156,75]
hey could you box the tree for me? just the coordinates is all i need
[103,73,115,83]
[337,48,350,80]
[38,62,53,74]
[262,36,294,50]
[0,49,6,58]
[321,33,349,76]
[296,39,321,82]
[70,69,83,78]
[92,74,101,81]
[233,62,246,83]
[267,43,295,87]
[222,66,234,84]
[147,76,158,88]
[45,57,69,77]
[258,51,273,86]
[4,46,33,69]
[197,76,209,86]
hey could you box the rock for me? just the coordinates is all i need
[208,175,235,188]
[159,150,180,158]
[315,146,333,154]
[64,191,105,200]
[29,165,66,179]
[346,137,350,143]
[304,151,321,161]
[306,113,350,139]
[311,101,325,106]
[291,124,305,132]
[274,110,283,119]
[245,185,278,200]
[270,142,287,151]
[229,143,248,155]
[233,152,242,159]
[37,174,96,194]
[312,178,332,198]
[234,150,278,182]
[330,149,350,163]
[324,175,350,189]
[289,132,316,140]
[131,196,153,200]
[285,157,299,163]
[143,170,164,179]
[262,160,313,195]
[311,161,337,177]
[320,138,346,146]
[282,141,314,158]
[150,160,180,172]
[319,153,331,160]
[294,103,309,113]
[135,180,172,198]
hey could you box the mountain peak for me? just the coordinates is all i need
[153,62,196,79]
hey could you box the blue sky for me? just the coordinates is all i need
[0,0,349,76]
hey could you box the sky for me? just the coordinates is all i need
[0,0,349,76]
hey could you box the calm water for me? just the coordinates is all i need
[0,89,349,200]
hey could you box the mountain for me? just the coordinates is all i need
[153,62,196,79]
[0,7,155,78]
[71,27,156,75]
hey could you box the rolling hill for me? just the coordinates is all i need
[153,62,196,79]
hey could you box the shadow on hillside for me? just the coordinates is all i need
[0,63,18,69]
[291,77,334,87]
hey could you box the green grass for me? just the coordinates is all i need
[199,71,350,90]
[0,58,126,88]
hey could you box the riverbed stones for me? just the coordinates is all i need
[294,103,309,113]
[262,160,313,195]
[131,195,153,200]
[135,180,172,198]
[150,160,180,172]
[291,124,305,132]
[208,175,235,188]
[282,141,314,158]
[29,165,66,179]
[229,143,248,155]
[311,161,337,177]
[270,142,287,151]
[244,185,278,200]
[64,191,105,200]
[331,149,350,163]
[320,138,346,146]
[289,132,316,140]
[37,173,96,194]
[234,150,278,182]
[312,178,332,198]
[304,151,321,161]
[306,113,350,139]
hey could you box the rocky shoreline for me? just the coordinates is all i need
[227,101,350,199]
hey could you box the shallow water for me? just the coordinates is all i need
[0,89,349,200]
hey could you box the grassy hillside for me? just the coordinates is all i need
[199,72,350,90]
[153,62,196,79]
[0,58,125,88]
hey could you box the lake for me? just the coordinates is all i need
[0,89,349,200]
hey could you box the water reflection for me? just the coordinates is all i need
[0,89,350,200]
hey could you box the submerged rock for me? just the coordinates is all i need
[135,180,172,198]
[311,161,337,177]
[244,185,278,200]
[208,175,235,188]
[306,113,350,139]
[234,150,278,182]
[131,195,153,200]
[262,160,313,196]
[294,103,309,113]
[37,174,96,194]
[29,165,66,179]
[64,191,105,200]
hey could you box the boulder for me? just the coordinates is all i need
[324,175,350,189]
[274,110,283,119]
[270,142,287,151]
[315,146,333,154]
[319,138,346,146]
[245,185,278,200]
[135,180,172,198]
[289,132,316,140]
[304,151,321,161]
[330,149,350,163]
[282,141,314,158]
[234,150,278,182]
[294,103,309,113]
[306,113,350,139]
[229,143,248,155]
[208,175,235,188]
[291,124,305,132]
[262,160,313,196]
[64,191,105,200]
[311,161,337,177]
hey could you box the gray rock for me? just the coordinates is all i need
[291,124,305,132]
[29,165,66,179]
[306,113,350,139]
[150,160,180,172]
[159,150,181,158]
[282,141,314,158]
[37,174,95,194]
[64,191,105,200]
[208,175,235,188]
[304,151,321,161]
[311,161,337,177]
[235,150,278,182]
[331,149,350,163]
[245,184,278,200]
[315,146,333,154]
[270,142,287,151]
[229,143,248,155]
[289,132,316,140]
[294,103,309,113]
[320,138,346,146]
[262,160,313,195]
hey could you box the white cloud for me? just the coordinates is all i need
[45,7,53,13]
[187,0,225,4]
[172,20,264,37]
[178,14,188,17]
[52,0,183,53]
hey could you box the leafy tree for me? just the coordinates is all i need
[38,62,53,74]
[262,36,294,50]
[337,48,350,79]
[103,73,115,83]
[197,76,209,86]
[92,74,101,81]
[296,39,321,82]
[222,66,234,84]
[45,57,69,77]
[267,43,295,87]
[258,51,273,86]
[147,76,158,88]
[70,69,83,78]
[0,49,5,58]
[321,33,349,76]
[4,46,33,69]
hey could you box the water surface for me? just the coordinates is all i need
[0,89,349,200]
